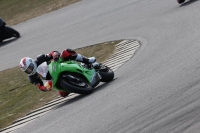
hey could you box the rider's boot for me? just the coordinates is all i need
[76,54,96,64]
[92,62,101,69]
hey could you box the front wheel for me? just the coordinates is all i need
[177,0,185,4]
[60,75,93,95]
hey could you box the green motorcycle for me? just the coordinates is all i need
[36,58,114,95]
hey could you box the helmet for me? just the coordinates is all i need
[19,57,37,75]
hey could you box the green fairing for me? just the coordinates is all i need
[48,58,95,91]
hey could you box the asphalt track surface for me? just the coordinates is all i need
[1,0,200,133]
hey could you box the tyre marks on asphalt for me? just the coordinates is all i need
[0,39,140,133]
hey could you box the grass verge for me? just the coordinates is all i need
[0,0,80,26]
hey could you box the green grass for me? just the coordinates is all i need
[0,0,80,25]
[0,67,58,129]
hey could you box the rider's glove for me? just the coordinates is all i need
[49,51,60,61]
[44,81,52,91]
[37,81,52,92]
[88,57,96,63]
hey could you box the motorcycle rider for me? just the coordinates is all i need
[19,49,96,97]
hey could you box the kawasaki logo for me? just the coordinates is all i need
[53,64,56,72]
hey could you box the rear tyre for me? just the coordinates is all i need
[177,0,185,4]
[4,27,20,38]
[12,29,20,38]
[98,66,114,82]
[60,75,93,95]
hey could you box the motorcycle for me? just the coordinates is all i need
[0,18,20,43]
[36,58,114,95]
[177,0,185,4]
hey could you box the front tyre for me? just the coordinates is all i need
[60,75,93,95]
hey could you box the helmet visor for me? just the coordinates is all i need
[25,63,34,74]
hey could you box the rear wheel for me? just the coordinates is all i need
[4,26,20,38]
[98,65,114,82]
[12,29,20,38]
[60,74,93,95]
[177,0,185,4]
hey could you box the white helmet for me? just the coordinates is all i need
[19,57,37,75]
